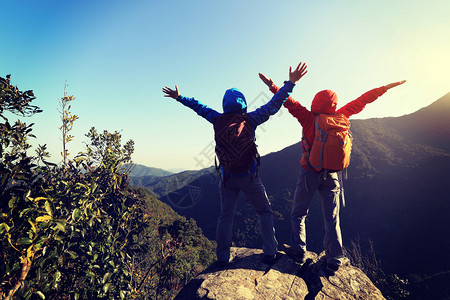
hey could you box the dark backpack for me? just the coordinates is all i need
[213,113,259,174]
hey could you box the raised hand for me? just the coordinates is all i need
[289,62,308,84]
[259,73,274,89]
[162,85,180,99]
[385,80,406,90]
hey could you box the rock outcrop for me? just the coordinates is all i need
[175,247,385,300]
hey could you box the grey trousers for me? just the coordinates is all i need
[291,168,344,264]
[216,175,278,262]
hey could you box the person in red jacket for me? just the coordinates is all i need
[259,72,405,272]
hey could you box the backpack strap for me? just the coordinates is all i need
[337,170,346,207]
[255,151,261,167]
[255,152,261,178]
[300,137,311,169]
[311,115,328,171]
[215,156,220,173]
[215,155,231,187]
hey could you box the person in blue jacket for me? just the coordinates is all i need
[162,61,307,266]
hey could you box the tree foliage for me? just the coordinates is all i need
[0,75,215,299]
[1,74,42,299]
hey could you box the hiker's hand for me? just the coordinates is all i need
[385,80,406,90]
[259,73,274,89]
[163,85,180,99]
[289,62,308,84]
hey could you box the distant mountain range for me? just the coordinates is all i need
[131,92,450,298]
[128,163,172,177]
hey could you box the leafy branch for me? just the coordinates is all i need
[58,81,78,167]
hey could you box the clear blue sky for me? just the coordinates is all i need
[2,0,449,171]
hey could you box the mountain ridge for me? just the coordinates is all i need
[128,163,173,177]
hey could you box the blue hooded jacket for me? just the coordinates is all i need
[176,80,295,174]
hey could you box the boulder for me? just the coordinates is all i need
[176,247,385,300]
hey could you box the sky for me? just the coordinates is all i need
[1,0,449,171]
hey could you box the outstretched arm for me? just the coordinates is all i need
[249,61,307,126]
[258,63,312,126]
[162,85,220,123]
[258,61,307,88]
[338,80,407,118]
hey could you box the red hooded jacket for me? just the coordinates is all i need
[269,84,387,168]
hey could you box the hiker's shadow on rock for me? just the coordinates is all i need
[301,259,325,300]
[301,257,345,300]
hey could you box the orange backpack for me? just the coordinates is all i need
[305,113,352,171]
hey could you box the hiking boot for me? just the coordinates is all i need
[262,254,276,265]
[282,244,306,264]
[325,261,340,274]
[319,256,342,274]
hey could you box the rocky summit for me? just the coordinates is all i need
[175,247,385,300]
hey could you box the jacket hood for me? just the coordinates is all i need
[311,90,338,114]
[222,88,247,114]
